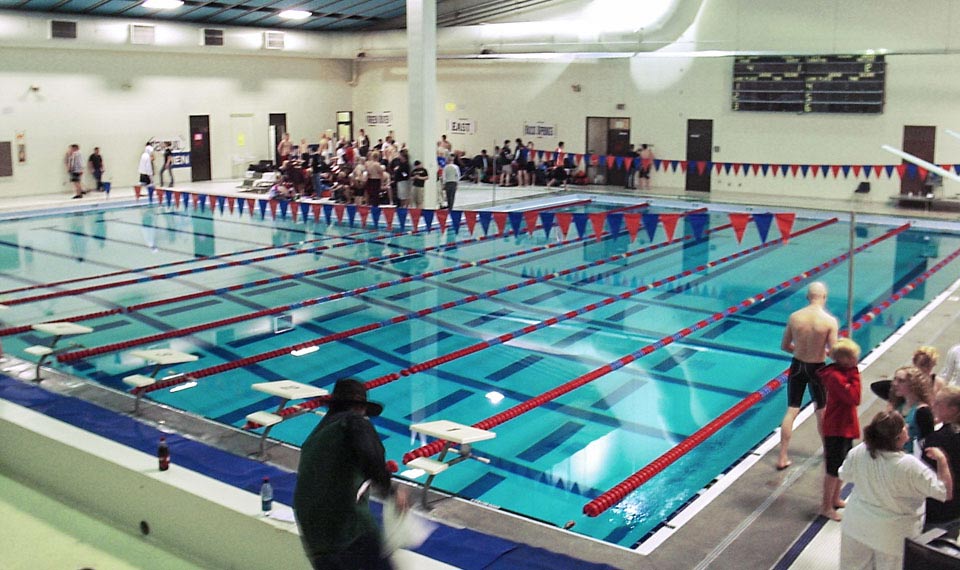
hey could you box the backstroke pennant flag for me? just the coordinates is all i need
[728,213,751,243]
[774,213,796,243]
[753,212,774,243]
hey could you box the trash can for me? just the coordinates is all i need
[102,181,111,193]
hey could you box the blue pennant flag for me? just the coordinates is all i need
[198,194,208,212]
[237,197,245,215]
[397,208,408,232]
[322,204,333,225]
[300,202,310,222]
[539,212,555,237]
[642,213,659,242]
[422,209,435,233]
[614,156,624,169]
[654,159,662,170]
[279,200,289,219]
[760,164,770,176]
[258,199,268,219]
[572,213,589,239]
[371,206,381,227]
[884,165,895,178]
[800,164,810,177]
[906,164,918,179]
[478,211,493,236]
[753,212,773,243]
[687,213,709,240]
[147,185,155,203]
[723,163,732,175]
[346,205,357,226]
[508,211,524,237]
[165,188,172,207]
[606,213,623,237]
[450,210,463,235]
[583,153,592,166]
[841,165,851,178]
[216,195,225,214]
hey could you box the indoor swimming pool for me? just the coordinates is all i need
[1,195,958,548]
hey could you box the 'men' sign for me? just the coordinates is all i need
[523,122,556,138]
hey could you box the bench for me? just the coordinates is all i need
[408,420,496,508]
[122,349,199,413]
[27,322,94,381]
[246,380,329,458]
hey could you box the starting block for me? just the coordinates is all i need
[408,420,496,508]
[247,380,328,458]
[123,348,199,413]
[27,322,94,381]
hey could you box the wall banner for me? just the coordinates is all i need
[365,111,393,127]
[447,118,476,135]
[523,122,557,138]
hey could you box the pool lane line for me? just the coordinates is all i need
[53,210,663,362]
[0,199,623,307]
[580,223,939,517]
[131,214,736,396]
[243,217,841,428]
[401,223,910,471]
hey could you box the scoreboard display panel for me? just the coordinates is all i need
[733,54,884,114]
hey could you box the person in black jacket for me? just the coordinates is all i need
[923,385,960,532]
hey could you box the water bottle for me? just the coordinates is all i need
[157,437,170,471]
[260,477,273,514]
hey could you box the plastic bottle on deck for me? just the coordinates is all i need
[260,477,273,514]
[158,437,170,471]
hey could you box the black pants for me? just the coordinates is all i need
[93,168,104,191]
[444,181,457,210]
[308,532,393,570]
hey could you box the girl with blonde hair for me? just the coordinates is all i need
[888,365,934,454]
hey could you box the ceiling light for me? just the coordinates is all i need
[143,0,184,9]
[279,9,311,20]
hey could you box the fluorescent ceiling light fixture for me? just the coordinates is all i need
[291,345,319,357]
[143,0,184,9]
[169,381,198,393]
[279,9,311,20]
[485,391,505,404]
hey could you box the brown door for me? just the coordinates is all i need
[189,115,211,182]
[269,113,287,165]
[900,125,935,195]
[685,119,712,193]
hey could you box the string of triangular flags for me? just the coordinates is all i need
[522,151,950,181]
[133,185,796,245]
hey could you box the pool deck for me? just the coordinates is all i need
[1,181,959,569]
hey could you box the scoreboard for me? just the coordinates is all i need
[732,54,885,114]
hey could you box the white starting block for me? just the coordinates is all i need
[409,420,496,508]
[247,380,328,458]
[27,322,94,381]
[123,349,199,413]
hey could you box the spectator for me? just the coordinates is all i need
[524,141,537,185]
[358,129,370,158]
[839,410,952,570]
[943,343,960,387]
[922,385,960,531]
[159,142,174,187]
[625,143,638,189]
[913,345,941,394]
[365,150,385,207]
[392,149,411,207]
[638,143,655,190]
[514,138,528,186]
[818,338,862,521]
[277,132,293,163]
[410,160,429,209]
[66,144,84,199]
[442,159,460,210]
[888,365,935,455]
[499,139,513,186]
[294,378,407,570]
[88,147,105,192]
[472,150,491,184]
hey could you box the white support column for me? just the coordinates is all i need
[407,0,438,208]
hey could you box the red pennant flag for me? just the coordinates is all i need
[679,160,688,173]
[173,191,181,207]
[659,213,680,241]
[830,165,841,178]
[134,185,142,200]
[589,212,606,241]
[873,165,884,178]
[227,196,235,214]
[269,200,278,219]
[333,204,344,223]
[775,213,796,243]
[624,213,641,242]
[751,163,761,176]
[191,193,199,208]
[492,211,508,236]
[464,210,477,235]
[733,163,742,175]
[246,198,255,216]
[555,212,572,239]
[312,203,321,222]
[896,164,906,178]
[624,157,634,171]
[358,205,370,227]
[790,164,800,177]
[811,165,821,177]
[917,166,928,181]
[729,213,751,243]
[383,207,395,230]
[714,162,723,174]
[523,211,539,236]
[771,164,781,176]
[574,153,583,166]
[290,201,298,222]
[606,155,616,169]
[942,164,953,173]
[852,165,862,177]
[435,209,448,234]
[544,151,554,163]
[408,208,422,232]
[696,160,707,176]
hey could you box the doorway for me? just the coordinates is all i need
[585,117,630,186]
[899,125,935,195]
[189,115,211,182]
[336,111,353,143]
[269,113,287,166]
[685,119,713,193]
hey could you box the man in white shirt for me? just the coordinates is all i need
[65,144,84,199]
[442,159,460,210]
[138,144,154,186]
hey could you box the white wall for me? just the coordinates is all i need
[0,47,351,198]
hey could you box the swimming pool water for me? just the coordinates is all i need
[1,198,958,547]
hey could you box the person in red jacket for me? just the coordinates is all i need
[819,337,862,521]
